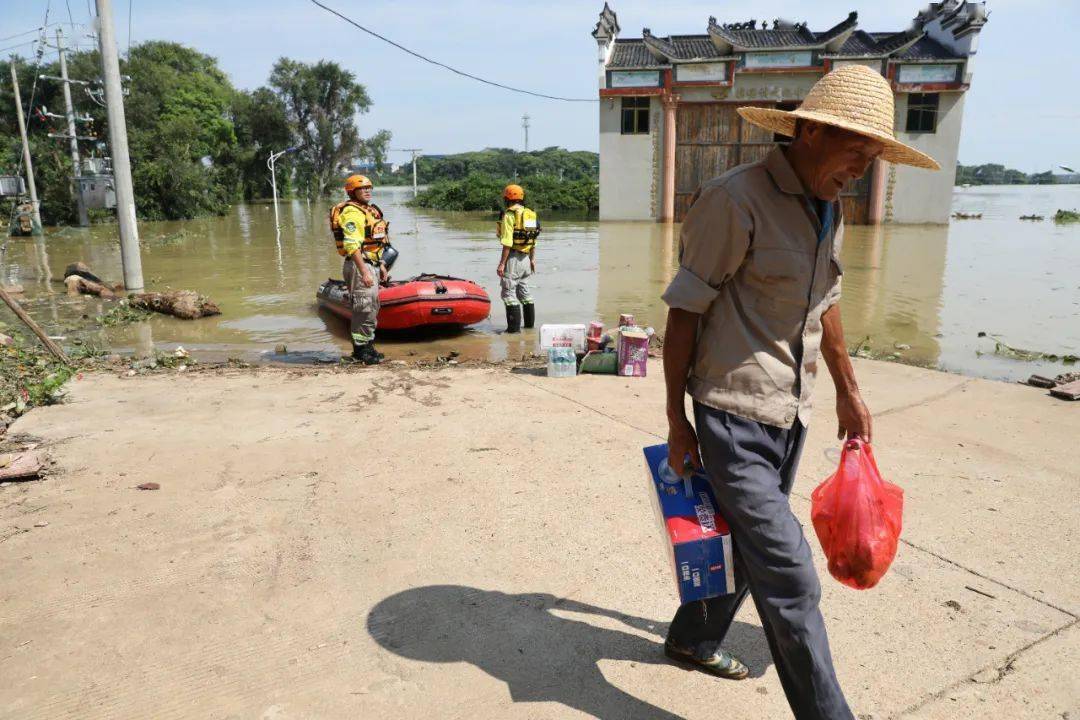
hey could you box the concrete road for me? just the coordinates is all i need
[1,359,1076,719]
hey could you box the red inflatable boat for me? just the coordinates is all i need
[317,274,491,331]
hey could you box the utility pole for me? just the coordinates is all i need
[56,29,89,227]
[9,64,43,231]
[96,0,144,291]
[522,114,530,152]
[392,148,422,196]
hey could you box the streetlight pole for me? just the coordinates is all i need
[267,146,300,236]
[391,148,422,196]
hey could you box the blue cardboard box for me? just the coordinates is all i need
[643,444,735,603]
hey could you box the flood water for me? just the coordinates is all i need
[2,184,1078,382]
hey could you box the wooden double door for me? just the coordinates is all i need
[673,102,871,224]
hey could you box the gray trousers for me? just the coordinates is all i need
[499,250,533,306]
[667,403,853,720]
[343,258,381,344]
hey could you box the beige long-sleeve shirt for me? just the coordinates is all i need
[662,146,844,429]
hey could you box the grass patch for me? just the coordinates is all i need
[1054,209,1080,223]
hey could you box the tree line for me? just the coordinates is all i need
[955,163,1065,186]
[374,147,598,186]
[0,42,389,225]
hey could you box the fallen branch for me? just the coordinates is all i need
[0,286,68,362]
[127,291,221,320]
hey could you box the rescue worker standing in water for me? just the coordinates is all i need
[330,174,390,364]
[496,184,541,333]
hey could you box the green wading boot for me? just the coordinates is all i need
[348,342,381,366]
[505,305,522,334]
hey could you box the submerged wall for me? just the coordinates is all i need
[890,92,966,224]
[599,96,659,221]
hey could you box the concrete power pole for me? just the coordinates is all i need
[9,64,43,230]
[522,114,530,152]
[95,0,144,291]
[57,29,89,227]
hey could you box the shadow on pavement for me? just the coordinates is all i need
[367,585,772,719]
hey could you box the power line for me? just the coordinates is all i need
[127,0,133,54]
[0,39,40,55]
[0,23,62,43]
[65,0,76,31]
[309,0,598,103]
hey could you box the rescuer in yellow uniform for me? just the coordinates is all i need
[330,174,390,364]
[495,184,540,333]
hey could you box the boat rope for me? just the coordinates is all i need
[309,0,599,103]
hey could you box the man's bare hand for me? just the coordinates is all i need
[530,258,536,273]
[667,416,703,477]
[360,270,375,288]
[836,389,872,443]
[496,264,506,278]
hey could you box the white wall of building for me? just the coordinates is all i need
[890,92,966,224]
[599,96,658,220]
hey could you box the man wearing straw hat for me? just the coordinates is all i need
[660,65,938,718]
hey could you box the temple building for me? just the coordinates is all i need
[592,2,988,223]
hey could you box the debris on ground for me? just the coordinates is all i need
[1050,380,1080,401]
[1025,372,1080,401]
[0,333,12,347]
[127,290,221,320]
[136,482,160,490]
[0,451,44,481]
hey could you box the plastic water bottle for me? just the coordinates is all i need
[659,457,698,499]
[547,347,577,378]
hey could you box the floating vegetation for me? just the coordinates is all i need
[96,299,154,327]
[1053,209,1080,223]
[977,332,1078,364]
[1019,214,1044,221]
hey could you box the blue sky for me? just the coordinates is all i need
[2,0,1076,172]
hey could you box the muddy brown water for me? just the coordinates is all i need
[2,185,1078,382]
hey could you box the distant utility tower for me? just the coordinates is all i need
[522,114,531,152]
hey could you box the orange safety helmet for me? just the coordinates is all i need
[503,184,525,201]
[344,174,373,194]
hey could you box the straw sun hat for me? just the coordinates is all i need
[737,64,940,170]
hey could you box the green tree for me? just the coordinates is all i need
[231,87,292,200]
[121,41,239,219]
[267,58,389,198]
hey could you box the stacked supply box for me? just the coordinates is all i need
[643,444,735,603]
[539,324,587,354]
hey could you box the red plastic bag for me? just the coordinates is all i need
[811,438,904,590]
